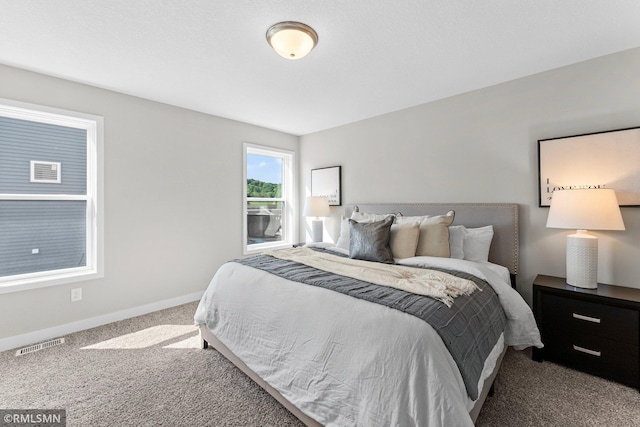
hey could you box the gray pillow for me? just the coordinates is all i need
[348,216,395,264]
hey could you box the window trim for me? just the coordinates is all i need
[243,143,296,255]
[0,98,104,294]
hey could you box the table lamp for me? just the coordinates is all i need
[546,188,625,288]
[303,196,330,242]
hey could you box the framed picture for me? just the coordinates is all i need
[538,126,640,207]
[311,166,341,206]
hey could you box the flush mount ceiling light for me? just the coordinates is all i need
[266,21,318,60]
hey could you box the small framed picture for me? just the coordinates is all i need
[311,166,341,206]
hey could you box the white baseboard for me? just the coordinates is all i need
[0,291,203,353]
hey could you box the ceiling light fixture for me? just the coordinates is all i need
[266,21,318,60]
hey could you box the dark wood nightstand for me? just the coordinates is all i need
[532,274,640,391]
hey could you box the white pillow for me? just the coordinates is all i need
[335,216,351,250]
[463,225,494,262]
[448,225,465,259]
[389,222,420,259]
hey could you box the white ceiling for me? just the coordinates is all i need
[1,1,640,136]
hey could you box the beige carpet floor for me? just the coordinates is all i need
[1,301,638,426]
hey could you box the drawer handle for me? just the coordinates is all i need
[572,313,601,324]
[573,345,601,357]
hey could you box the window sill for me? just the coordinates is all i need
[0,267,103,294]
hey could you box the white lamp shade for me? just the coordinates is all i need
[546,189,625,231]
[266,22,318,60]
[303,196,330,217]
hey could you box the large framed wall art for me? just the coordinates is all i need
[538,127,640,207]
[311,166,341,206]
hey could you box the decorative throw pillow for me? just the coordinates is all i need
[350,210,396,223]
[448,225,465,259]
[396,211,455,257]
[389,221,420,259]
[336,216,374,250]
[463,225,494,262]
[349,216,395,264]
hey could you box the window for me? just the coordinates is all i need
[0,99,103,293]
[244,143,295,254]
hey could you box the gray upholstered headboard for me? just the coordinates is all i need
[343,203,519,277]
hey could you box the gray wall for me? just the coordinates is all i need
[300,47,640,303]
[0,64,298,341]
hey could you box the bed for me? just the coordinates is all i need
[195,203,542,426]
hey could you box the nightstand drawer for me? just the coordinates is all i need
[544,330,639,387]
[542,293,639,345]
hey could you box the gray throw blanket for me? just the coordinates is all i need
[234,248,506,400]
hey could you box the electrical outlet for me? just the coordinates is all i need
[71,288,82,302]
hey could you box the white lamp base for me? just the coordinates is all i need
[311,219,323,243]
[566,230,598,289]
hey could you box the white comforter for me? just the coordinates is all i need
[194,246,542,426]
